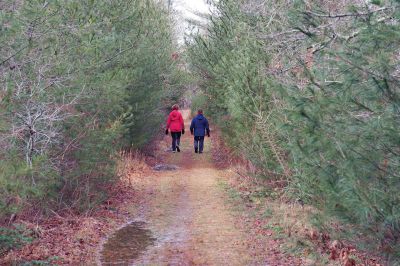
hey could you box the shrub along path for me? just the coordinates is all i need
[98,110,301,265]
[1,109,298,265]
[2,110,381,265]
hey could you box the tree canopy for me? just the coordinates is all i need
[188,0,400,259]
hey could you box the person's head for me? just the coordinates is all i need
[172,104,179,111]
[197,109,203,115]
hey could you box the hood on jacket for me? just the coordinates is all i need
[170,110,180,120]
[196,114,204,120]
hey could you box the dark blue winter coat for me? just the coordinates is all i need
[190,114,210,137]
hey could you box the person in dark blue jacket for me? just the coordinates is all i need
[190,109,210,153]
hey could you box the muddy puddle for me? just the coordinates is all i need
[100,222,155,265]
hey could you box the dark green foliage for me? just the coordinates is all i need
[188,0,400,259]
[0,1,181,217]
[0,155,60,216]
[0,225,34,257]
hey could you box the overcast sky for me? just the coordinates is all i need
[171,0,211,45]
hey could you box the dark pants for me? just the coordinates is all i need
[194,136,205,152]
[171,132,181,151]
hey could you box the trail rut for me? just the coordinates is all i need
[101,110,256,265]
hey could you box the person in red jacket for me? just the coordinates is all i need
[166,104,185,153]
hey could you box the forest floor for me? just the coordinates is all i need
[95,109,301,265]
[95,109,304,265]
[1,110,383,265]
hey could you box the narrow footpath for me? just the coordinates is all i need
[100,110,257,265]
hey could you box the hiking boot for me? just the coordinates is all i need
[176,145,180,152]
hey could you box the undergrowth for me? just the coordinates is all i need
[0,224,34,257]
[218,174,384,265]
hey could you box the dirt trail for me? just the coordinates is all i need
[119,110,256,265]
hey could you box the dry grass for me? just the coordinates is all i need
[220,167,386,266]
[262,200,332,264]
[0,149,152,264]
[117,150,150,187]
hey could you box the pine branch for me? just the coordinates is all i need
[304,7,391,19]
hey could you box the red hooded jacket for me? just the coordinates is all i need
[166,110,184,132]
